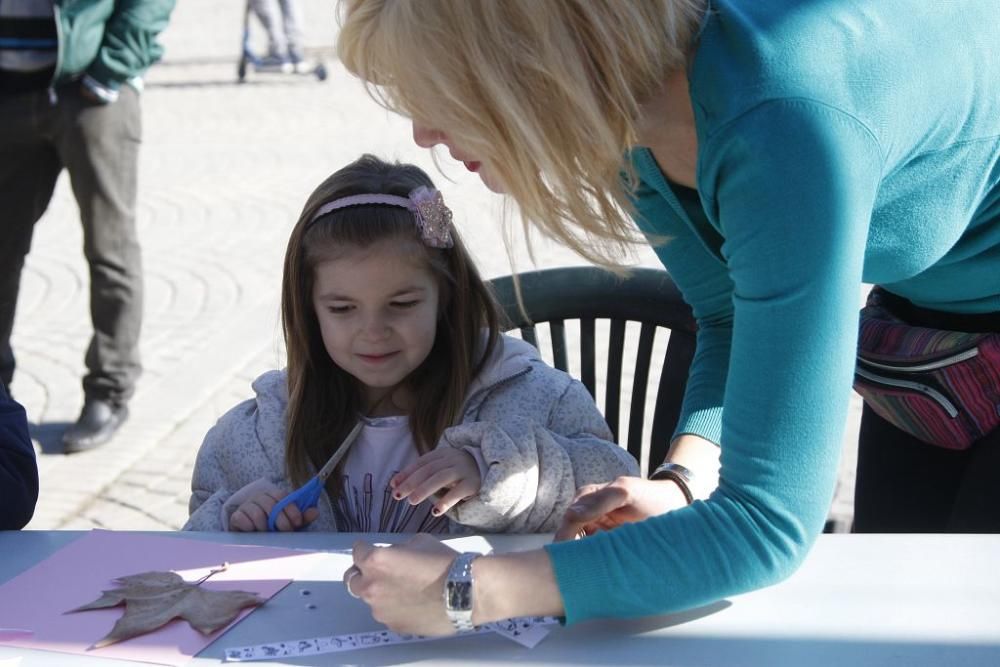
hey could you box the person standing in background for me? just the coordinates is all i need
[250,0,309,72]
[0,0,176,453]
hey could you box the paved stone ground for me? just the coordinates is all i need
[14,0,859,532]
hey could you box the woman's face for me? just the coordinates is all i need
[412,122,506,194]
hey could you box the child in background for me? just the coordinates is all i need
[184,154,637,533]
[0,379,38,530]
[250,0,309,72]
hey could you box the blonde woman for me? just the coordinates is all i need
[337,0,1000,633]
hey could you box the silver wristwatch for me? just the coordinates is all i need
[444,552,480,632]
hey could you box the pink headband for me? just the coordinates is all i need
[308,186,454,248]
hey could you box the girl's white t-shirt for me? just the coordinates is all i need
[333,415,448,534]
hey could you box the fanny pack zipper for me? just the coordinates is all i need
[858,347,980,373]
[854,366,959,417]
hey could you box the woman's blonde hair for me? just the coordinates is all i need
[281,154,500,490]
[338,0,706,267]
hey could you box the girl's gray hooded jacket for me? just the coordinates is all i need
[184,335,638,533]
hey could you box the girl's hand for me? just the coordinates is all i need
[553,476,689,541]
[390,448,482,516]
[229,483,319,532]
[347,534,460,636]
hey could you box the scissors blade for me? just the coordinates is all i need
[315,421,364,481]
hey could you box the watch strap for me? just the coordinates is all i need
[649,461,695,505]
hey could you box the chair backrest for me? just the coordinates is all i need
[488,266,697,477]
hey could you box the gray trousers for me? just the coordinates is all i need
[250,0,305,61]
[0,83,143,405]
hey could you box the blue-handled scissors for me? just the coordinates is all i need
[267,421,364,531]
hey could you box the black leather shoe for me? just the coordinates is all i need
[62,399,129,454]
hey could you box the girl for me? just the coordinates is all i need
[335,0,1000,636]
[184,154,637,533]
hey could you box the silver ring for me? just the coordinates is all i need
[344,566,361,599]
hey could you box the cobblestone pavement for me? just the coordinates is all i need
[15,0,859,532]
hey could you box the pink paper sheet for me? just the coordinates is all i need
[0,531,320,666]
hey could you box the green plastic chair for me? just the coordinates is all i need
[489,267,697,477]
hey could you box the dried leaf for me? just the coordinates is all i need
[67,565,264,648]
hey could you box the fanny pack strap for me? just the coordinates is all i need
[874,287,1000,334]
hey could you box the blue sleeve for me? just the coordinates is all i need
[0,382,39,530]
[629,166,734,446]
[547,100,883,622]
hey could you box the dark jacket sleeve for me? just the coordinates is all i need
[0,381,39,530]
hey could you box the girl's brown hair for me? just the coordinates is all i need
[281,154,501,488]
[337,0,706,267]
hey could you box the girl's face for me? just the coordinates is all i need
[412,122,506,194]
[312,239,441,406]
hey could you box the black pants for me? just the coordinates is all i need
[853,290,1000,533]
[0,83,143,405]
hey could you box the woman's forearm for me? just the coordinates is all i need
[663,433,721,499]
[472,549,565,623]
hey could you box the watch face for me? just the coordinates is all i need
[445,580,473,612]
[445,552,478,621]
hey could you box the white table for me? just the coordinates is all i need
[1,531,999,666]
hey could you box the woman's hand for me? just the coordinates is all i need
[390,448,482,515]
[348,535,566,634]
[553,476,690,541]
[347,534,460,636]
[229,483,318,532]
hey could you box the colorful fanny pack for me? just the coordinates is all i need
[853,288,1000,450]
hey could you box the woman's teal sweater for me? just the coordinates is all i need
[547,0,1000,623]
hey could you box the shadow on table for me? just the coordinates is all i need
[468,637,1000,667]
[546,620,1000,666]
[269,632,1000,667]
[208,592,999,667]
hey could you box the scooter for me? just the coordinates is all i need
[237,0,328,83]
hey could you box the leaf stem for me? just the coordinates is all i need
[194,562,230,587]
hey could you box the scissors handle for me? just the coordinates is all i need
[267,477,323,532]
[267,420,364,532]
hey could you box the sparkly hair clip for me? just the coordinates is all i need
[307,186,454,248]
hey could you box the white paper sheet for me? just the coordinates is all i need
[223,616,560,661]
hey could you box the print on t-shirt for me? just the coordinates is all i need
[332,471,449,533]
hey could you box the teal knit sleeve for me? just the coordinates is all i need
[629,157,734,447]
[547,99,883,623]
